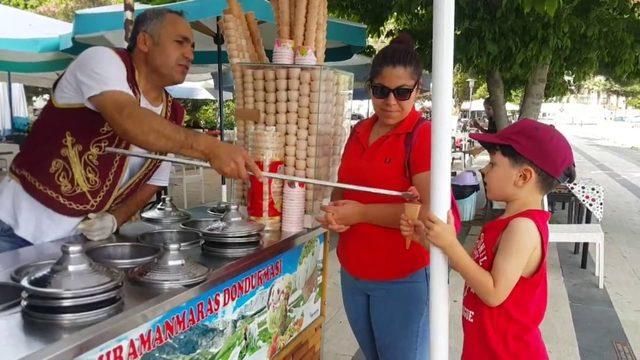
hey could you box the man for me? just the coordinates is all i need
[0,8,260,253]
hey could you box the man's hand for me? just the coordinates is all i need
[208,141,262,181]
[77,212,117,240]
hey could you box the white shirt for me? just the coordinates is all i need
[0,46,171,243]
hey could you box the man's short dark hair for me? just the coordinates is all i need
[483,143,576,194]
[127,8,185,52]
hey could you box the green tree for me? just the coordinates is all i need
[181,99,236,130]
[7,0,119,21]
[329,0,640,127]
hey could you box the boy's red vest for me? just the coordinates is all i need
[9,48,184,217]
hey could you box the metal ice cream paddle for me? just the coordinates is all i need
[105,147,418,200]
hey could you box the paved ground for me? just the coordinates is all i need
[131,131,640,360]
[3,121,638,359]
[320,123,640,360]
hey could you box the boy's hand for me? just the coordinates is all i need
[400,214,428,246]
[424,211,458,252]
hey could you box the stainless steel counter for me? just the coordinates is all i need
[0,205,323,359]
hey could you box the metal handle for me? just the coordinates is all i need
[105,147,415,200]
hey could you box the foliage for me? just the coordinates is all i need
[181,99,236,130]
[330,0,640,120]
[8,0,119,21]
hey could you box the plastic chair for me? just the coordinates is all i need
[169,164,205,208]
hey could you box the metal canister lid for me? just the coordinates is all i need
[141,196,191,224]
[182,205,265,238]
[138,230,203,250]
[128,242,209,288]
[21,243,124,298]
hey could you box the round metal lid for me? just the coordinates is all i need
[202,233,261,244]
[21,243,124,298]
[138,230,203,250]
[85,242,161,269]
[141,196,191,224]
[181,205,264,237]
[0,282,23,311]
[22,287,122,307]
[10,260,56,283]
[202,242,261,258]
[129,242,209,288]
[22,297,124,326]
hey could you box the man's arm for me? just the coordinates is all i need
[445,218,541,307]
[109,183,160,227]
[90,91,260,180]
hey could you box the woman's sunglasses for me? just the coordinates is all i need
[369,81,419,101]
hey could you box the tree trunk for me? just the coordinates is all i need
[486,70,509,130]
[124,0,135,44]
[519,63,549,120]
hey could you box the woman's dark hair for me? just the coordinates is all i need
[483,143,577,194]
[368,32,422,84]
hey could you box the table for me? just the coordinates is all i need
[548,180,604,269]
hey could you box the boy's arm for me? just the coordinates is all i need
[445,218,541,307]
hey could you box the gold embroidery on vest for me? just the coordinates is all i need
[50,126,115,200]
[13,126,126,212]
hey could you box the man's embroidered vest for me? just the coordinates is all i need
[10,48,184,217]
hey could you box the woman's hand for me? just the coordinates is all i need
[316,211,351,233]
[423,211,458,253]
[321,200,365,227]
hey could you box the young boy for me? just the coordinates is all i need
[401,119,576,359]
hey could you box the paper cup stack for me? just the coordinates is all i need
[295,46,317,65]
[282,181,306,232]
[273,39,295,64]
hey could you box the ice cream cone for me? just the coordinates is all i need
[404,203,421,250]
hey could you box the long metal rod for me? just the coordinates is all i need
[430,0,455,358]
[105,147,413,199]
[215,16,227,202]
[7,72,14,134]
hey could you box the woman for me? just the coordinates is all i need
[318,34,433,360]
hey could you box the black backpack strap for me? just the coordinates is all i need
[404,117,430,180]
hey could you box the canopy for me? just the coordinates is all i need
[0,5,73,73]
[166,80,234,101]
[1,82,29,135]
[327,54,431,100]
[65,0,366,63]
[461,99,519,112]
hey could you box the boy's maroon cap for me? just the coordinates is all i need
[470,119,574,180]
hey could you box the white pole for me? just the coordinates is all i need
[430,0,455,359]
